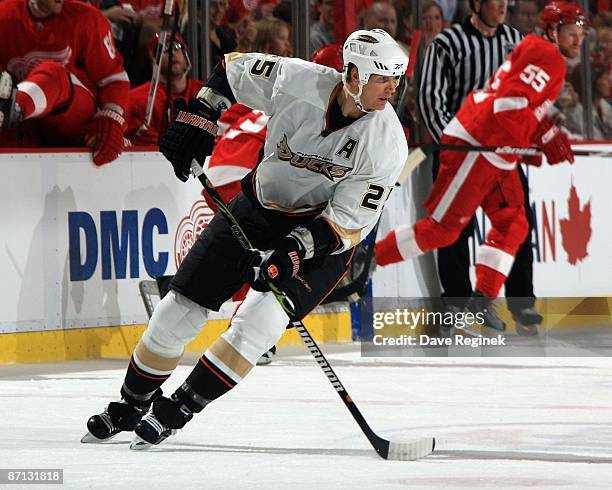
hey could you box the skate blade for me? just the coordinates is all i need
[256,355,274,366]
[130,435,153,451]
[80,431,118,444]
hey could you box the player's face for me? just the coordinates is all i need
[557,23,586,59]
[479,0,508,28]
[361,74,400,111]
[34,0,64,16]
[161,42,188,77]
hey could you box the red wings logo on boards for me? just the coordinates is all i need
[559,183,592,265]
[174,200,215,268]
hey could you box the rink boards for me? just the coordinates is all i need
[0,145,610,363]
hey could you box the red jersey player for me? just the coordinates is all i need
[375,2,585,326]
[0,0,129,165]
[126,33,203,146]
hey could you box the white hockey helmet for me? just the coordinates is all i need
[341,29,408,111]
[342,29,408,83]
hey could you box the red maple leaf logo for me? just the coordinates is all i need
[559,183,592,265]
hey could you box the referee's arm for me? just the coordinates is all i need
[417,39,455,143]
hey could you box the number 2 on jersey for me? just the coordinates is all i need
[519,64,550,93]
[361,184,392,211]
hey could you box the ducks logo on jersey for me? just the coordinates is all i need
[277,134,351,181]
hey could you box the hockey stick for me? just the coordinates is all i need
[189,159,434,461]
[419,143,610,158]
[403,143,610,171]
[144,0,175,127]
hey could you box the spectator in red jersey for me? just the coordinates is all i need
[0,0,129,165]
[125,32,203,145]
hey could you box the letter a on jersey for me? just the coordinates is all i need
[336,138,358,160]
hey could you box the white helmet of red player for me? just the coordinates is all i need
[342,29,408,112]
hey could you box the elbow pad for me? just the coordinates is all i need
[198,62,237,114]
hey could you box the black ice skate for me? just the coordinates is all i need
[130,394,194,450]
[0,71,21,129]
[81,400,151,443]
[256,345,277,366]
[463,291,507,335]
[512,307,543,336]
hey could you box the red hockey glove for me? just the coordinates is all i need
[532,118,574,165]
[244,237,305,293]
[85,108,125,166]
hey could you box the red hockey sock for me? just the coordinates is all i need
[475,264,507,299]
[375,230,404,266]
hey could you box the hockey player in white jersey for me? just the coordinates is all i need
[82,29,408,448]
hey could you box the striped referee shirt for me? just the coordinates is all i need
[418,18,523,142]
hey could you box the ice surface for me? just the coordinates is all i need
[1,351,612,489]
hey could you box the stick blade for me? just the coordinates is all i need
[397,148,427,186]
[386,437,436,461]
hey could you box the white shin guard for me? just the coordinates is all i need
[141,290,209,358]
[221,290,290,366]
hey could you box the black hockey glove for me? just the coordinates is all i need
[244,237,305,292]
[243,220,343,292]
[159,97,220,182]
